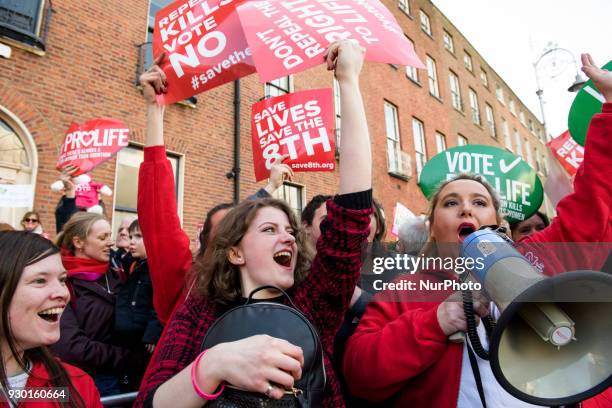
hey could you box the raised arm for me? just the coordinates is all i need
[525,54,612,245]
[137,54,192,323]
[294,40,372,339]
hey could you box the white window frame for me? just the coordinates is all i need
[412,118,427,178]
[435,132,447,154]
[480,69,489,88]
[385,101,401,174]
[419,10,431,36]
[464,51,473,72]
[519,110,526,126]
[426,55,440,98]
[449,70,462,111]
[405,36,419,83]
[265,76,292,98]
[469,88,480,125]
[273,181,305,219]
[502,118,512,151]
[525,140,533,166]
[458,134,468,146]
[443,30,454,53]
[495,84,505,105]
[509,99,516,116]
[514,129,523,158]
[398,0,410,15]
[485,103,496,138]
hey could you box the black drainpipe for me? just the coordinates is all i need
[227,79,241,204]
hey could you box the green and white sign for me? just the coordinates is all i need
[568,60,612,146]
[419,145,544,222]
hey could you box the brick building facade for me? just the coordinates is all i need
[0,0,548,244]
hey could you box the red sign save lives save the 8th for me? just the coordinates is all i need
[252,88,335,181]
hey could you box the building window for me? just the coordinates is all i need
[435,132,447,154]
[509,99,516,116]
[469,88,480,125]
[412,118,426,178]
[528,119,535,134]
[519,110,526,126]
[265,76,291,98]
[525,140,533,166]
[333,77,341,149]
[449,70,462,111]
[537,127,544,143]
[419,10,431,36]
[464,51,473,72]
[485,104,496,138]
[398,0,410,15]
[385,101,401,174]
[443,30,454,53]
[535,149,542,173]
[0,113,36,228]
[495,84,505,105]
[426,55,440,98]
[113,145,181,234]
[480,69,489,88]
[0,0,52,52]
[144,0,197,107]
[273,182,303,218]
[458,134,468,146]
[540,154,548,176]
[405,36,419,83]
[514,129,522,157]
[502,119,512,151]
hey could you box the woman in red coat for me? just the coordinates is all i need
[343,54,612,407]
[0,231,101,407]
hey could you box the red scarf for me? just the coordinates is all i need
[60,248,108,281]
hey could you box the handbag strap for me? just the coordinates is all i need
[466,343,487,408]
[246,285,299,310]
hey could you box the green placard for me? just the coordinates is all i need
[568,60,612,146]
[419,145,544,223]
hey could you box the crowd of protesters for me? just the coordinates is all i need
[0,43,611,408]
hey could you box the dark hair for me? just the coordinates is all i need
[128,219,140,234]
[193,198,310,305]
[301,195,332,226]
[0,232,85,407]
[371,199,386,243]
[509,211,550,234]
[196,203,234,259]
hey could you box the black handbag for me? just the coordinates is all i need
[201,286,326,408]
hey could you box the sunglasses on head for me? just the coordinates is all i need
[24,218,39,223]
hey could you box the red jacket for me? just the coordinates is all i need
[343,103,612,407]
[0,361,102,408]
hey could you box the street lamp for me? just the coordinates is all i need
[533,46,587,141]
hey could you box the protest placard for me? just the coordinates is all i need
[419,145,544,222]
[236,0,424,82]
[391,202,415,237]
[57,118,130,175]
[0,185,34,208]
[251,88,335,181]
[153,0,256,104]
[547,130,584,177]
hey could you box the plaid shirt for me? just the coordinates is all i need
[135,191,373,407]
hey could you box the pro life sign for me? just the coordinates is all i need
[153,0,256,104]
[568,60,612,146]
[57,118,130,175]
[419,145,543,222]
[251,88,335,181]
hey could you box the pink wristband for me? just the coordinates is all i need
[191,349,225,400]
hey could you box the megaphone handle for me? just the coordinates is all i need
[449,331,465,343]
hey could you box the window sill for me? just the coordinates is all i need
[421,30,434,40]
[0,36,45,56]
[429,93,443,104]
[406,75,422,87]
[445,48,456,58]
[398,7,413,18]
[453,107,465,116]
[388,171,411,182]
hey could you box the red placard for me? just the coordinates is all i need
[57,118,130,175]
[236,0,425,82]
[547,130,584,177]
[251,88,335,181]
[153,0,256,104]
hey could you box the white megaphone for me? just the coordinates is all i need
[460,229,612,406]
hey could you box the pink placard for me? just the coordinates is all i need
[236,0,425,82]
